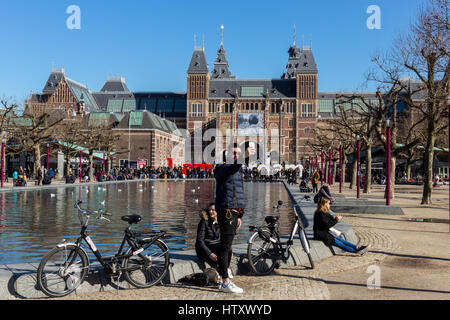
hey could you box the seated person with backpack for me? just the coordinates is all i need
[195,203,233,281]
[314,185,335,204]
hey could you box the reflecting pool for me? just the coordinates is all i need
[0,180,295,264]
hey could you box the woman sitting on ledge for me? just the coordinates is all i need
[313,197,369,255]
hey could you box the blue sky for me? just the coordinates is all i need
[0,0,424,105]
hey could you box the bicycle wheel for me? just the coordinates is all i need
[123,239,170,288]
[37,245,89,298]
[247,231,279,275]
[298,229,315,269]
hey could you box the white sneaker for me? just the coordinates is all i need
[227,268,233,279]
[220,281,243,293]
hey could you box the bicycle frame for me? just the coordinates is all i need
[69,203,166,274]
[249,206,309,261]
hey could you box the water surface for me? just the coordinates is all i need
[0,180,295,264]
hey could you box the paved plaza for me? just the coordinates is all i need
[9,183,446,301]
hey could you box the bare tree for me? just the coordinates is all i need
[394,0,449,204]
[56,120,83,176]
[8,111,63,180]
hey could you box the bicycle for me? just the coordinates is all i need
[247,199,315,275]
[36,200,170,298]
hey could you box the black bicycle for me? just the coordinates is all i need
[36,200,170,298]
[247,200,314,275]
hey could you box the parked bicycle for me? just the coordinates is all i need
[247,199,314,275]
[36,200,170,298]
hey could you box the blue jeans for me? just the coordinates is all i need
[334,237,358,253]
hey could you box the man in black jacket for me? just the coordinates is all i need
[214,142,255,293]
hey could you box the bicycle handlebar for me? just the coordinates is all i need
[75,200,112,222]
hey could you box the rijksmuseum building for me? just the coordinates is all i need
[25,29,391,168]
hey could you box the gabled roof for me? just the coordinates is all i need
[211,45,234,79]
[41,69,100,112]
[282,46,318,78]
[187,48,209,74]
[100,78,130,92]
[43,70,65,93]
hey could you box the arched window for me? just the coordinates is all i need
[225,103,229,113]
[246,103,249,110]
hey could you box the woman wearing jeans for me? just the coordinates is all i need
[313,197,369,255]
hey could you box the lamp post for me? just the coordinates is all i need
[357,135,361,199]
[46,144,50,171]
[386,120,391,206]
[328,148,332,185]
[79,151,82,183]
[321,151,324,186]
[339,144,342,193]
[1,135,4,189]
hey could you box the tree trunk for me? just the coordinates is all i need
[407,161,412,181]
[65,152,71,177]
[421,133,435,204]
[332,161,337,185]
[364,143,372,194]
[33,145,41,180]
[107,152,112,172]
[391,156,396,200]
[385,156,396,200]
[343,154,347,187]
[350,152,357,189]
[89,151,94,182]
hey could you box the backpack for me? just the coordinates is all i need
[314,186,332,203]
[178,268,220,286]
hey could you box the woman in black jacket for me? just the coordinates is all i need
[313,197,368,254]
[195,203,232,270]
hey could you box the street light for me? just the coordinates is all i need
[1,131,6,188]
[339,143,342,193]
[356,135,361,199]
[80,151,83,183]
[328,147,332,185]
[386,119,391,206]
[46,143,50,171]
[321,151,324,186]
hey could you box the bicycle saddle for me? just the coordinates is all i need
[121,214,142,224]
[265,216,279,224]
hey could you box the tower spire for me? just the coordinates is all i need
[220,24,224,46]
[293,24,296,46]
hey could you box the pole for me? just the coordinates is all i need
[329,148,332,185]
[387,126,391,206]
[339,145,342,193]
[321,152,324,186]
[79,151,82,183]
[357,138,361,199]
[46,145,50,171]
[103,153,105,172]
[1,143,4,188]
